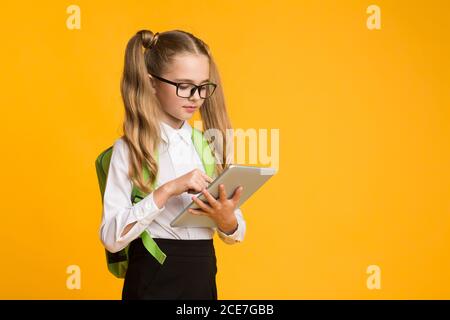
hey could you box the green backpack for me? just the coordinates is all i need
[95,128,216,278]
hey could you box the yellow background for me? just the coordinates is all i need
[0,0,449,299]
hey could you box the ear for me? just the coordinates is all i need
[147,74,157,94]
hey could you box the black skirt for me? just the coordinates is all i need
[122,237,218,300]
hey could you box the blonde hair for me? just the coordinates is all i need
[120,29,233,194]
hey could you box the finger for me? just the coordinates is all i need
[197,177,210,190]
[202,188,220,209]
[231,186,243,204]
[187,181,202,193]
[188,208,209,216]
[201,172,213,183]
[191,195,214,213]
[189,181,203,193]
[218,184,227,202]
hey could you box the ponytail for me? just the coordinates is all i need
[120,30,161,194]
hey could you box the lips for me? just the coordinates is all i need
[183,105,198,113]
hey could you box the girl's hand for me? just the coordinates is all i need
[164,168,213,197]
[189,184,244,234]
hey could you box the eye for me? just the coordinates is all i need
[178,84,192,90]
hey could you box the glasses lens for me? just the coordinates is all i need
[177,83,216,98]
[177,83,195,98]
[199,84,216,98]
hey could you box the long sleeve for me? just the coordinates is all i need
[215,208,246,244]
[99,138,165,253]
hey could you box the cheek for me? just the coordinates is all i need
[157,87,184,109]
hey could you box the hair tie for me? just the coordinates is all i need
[147,32,160,50]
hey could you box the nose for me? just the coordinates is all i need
[188,87,202,101]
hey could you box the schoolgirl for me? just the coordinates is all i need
[99,29,246,300]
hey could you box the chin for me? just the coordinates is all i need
[180,113,195,120]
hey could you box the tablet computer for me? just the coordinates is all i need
[170,164,277,228]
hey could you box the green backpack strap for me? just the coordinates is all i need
[130,147,167,265]
[192,127,216,178]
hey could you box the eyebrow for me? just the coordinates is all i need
[174,78,210,83]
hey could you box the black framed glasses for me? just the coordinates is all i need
[149,73,217,99]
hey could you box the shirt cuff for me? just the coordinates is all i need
[132,192,165,225]
[217,222,241,243]
[218,223,239,236]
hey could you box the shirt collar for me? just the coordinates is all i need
[160,120,192,145]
